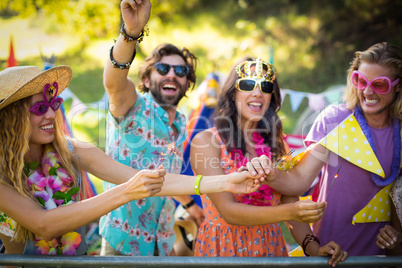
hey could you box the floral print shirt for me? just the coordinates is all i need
[99,92,186,256]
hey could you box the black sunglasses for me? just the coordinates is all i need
[236,78,274,94]
[154,62,190,78]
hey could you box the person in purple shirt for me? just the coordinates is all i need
[246,42,402,258]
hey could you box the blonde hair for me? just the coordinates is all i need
[343,42,402,120]
[0,96,80,243]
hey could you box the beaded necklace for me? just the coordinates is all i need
[354,106,401,186]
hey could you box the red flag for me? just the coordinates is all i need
[7,36,18,68]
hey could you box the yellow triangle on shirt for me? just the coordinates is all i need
[319,114,385,178]
[352,183,393,224]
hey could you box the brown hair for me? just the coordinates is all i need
[214,57,286,161]
[137,43,197,93]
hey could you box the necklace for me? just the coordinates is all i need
[354,106,401,186]
[25,145,82,255]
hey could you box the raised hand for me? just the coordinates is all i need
[124,168,165,200]
[121,0,151,36]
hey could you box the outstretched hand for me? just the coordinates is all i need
[121,0,151,36]
[317,241,348,267]
[124,168,165,201]
[225,171,262,194]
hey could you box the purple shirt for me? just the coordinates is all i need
[306,104,393,256]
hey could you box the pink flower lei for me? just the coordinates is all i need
[24,145,81,255]
[231,132,274,206]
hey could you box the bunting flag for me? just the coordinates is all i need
[7,36,18,68]
[281,85,345,112]
[318,114,384,177]
[288,91,306,113]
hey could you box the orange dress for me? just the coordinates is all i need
[194,128,288,257]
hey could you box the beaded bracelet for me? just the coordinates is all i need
[302,233,320,257]
[120,23,149,44]
[109,45,136,70]
[194,175,203,195]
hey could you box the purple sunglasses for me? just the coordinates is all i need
[351,70,400,95]
[29,82,64,116]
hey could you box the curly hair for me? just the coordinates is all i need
[137,43,197,92]
[0,97,80,243]
[343,42,402,120]
[214,57,286,161]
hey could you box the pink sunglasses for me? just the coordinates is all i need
[351,70,400,95]
[29,82,64,116]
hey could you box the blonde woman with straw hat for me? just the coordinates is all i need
[0,65,263,263]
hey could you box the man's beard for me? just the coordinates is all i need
[148,78,187,108]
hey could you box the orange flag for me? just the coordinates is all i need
[7,36,18,68]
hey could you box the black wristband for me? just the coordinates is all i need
[182,199,195,209]
[109,45,136,70]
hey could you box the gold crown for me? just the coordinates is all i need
[235,58,277,83]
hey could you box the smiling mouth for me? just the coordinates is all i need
[40,124,54,130]
[248,102,263,111]
[162,84,177,92]
[364,97,378,104]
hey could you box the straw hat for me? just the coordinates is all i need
[173,205,199,256]
[0,65,72,110]
[173,217,198,256]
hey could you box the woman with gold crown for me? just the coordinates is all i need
[0,65,267,266]
[190,57,347,266]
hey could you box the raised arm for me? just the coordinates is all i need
[104,0,151,118]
